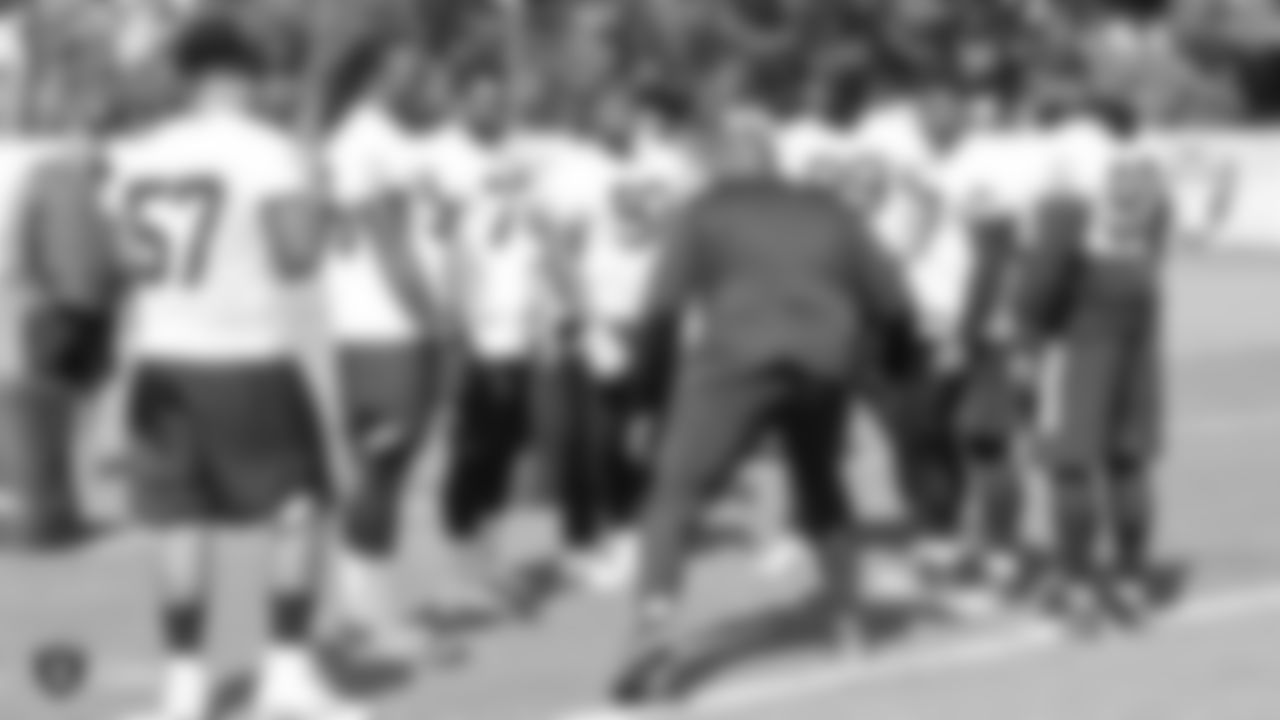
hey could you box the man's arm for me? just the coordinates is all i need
[834,199,923,373]
[1015,193,1088,347]
[632,191,711,398]
[644,192,710,324]
[22,150,121,389]
[837,202,914,329]
[356,189,441,335]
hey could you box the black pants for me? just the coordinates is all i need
[440,359,535,542]
[873,364,967,542]
[0,380,80,536]
[575,367,652,537]
[639,356,853,598]
[538,356,648,552]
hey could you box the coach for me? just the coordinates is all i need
[615,98,920,700]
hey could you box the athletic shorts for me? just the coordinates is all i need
[128,358,330,525]
[337,340,439,461]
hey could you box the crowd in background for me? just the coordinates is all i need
[0,0,1279,139]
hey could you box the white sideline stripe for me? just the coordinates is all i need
[5,404,1280,706]
[687,583,1280,718]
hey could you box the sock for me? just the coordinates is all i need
[162,599,206,655]
[270,589,316,646]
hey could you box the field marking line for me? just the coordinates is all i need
[683,581,1280,718]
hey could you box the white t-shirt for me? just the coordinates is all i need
[103,105,311,363]
[322,104,422,345]
[538,132,701,376]
[400,124,491,303]
[451,130,554,361]
[776,118,856,186]
[847,102,938,261]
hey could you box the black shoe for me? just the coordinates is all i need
[611,640,679,706]
[611,602,682,706]
[1101,569,1169,630]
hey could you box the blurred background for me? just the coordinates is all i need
[2,0,1280,136]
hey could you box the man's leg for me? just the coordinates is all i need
[0,378,84,546]
[952,352,1027,613]
[126,365,219,720]
[621,360,772,678]
[204,363,358,718]
[438,359,530,610]
[573,369,646,593]
[332,342,438,655]
[913,371,968,572]
[1042,343,1115,631]
[1103,331,1165,621]
[776,374,858,641]
[533,354,605,574]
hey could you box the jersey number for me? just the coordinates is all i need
[121,176,226,285]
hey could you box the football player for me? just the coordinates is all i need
[845,71,973,601]
[0,94,95,547]
[535,84,701,593]
[432,61,556,613]
[1019,93,1172,631]
[319,42,443,659]
[926,69,1062,615]
[26,19,364,720]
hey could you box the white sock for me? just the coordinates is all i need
[334,551,395,627]
[158,656,211,719]
[257,645,328,709]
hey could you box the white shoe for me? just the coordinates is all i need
[121,661,212,720]
[864,553,927,606]
[578,535,640,595]
[755,536,809,579]
[916,538,965,577]
[944,584,1009,622]
[250,651,370,720]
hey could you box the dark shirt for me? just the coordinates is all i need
[648,175,914,380]
[1017,195,1165,348]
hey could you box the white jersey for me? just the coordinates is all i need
[847,102,937,260]
[946,127,1063,234]
[0,137,78,379]
[538,132,700,376]
[1043,120,1171,256]
[322,104,422,345]
[776,118,856,186]
[103,105,310,363]
[913,127,1068,335]
[451,131,554,361]
[400,124,493,304]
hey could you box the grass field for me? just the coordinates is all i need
[3,254,1280,720]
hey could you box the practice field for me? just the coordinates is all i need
[3,254,1280,720]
